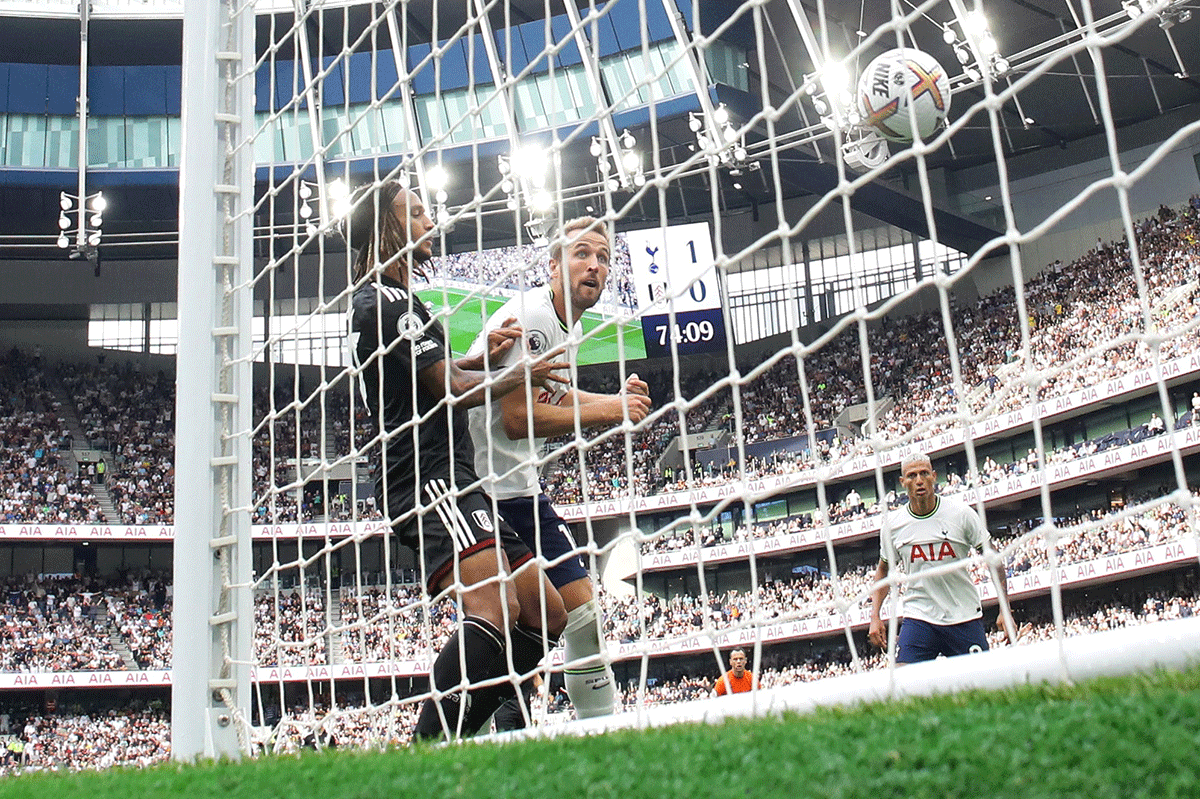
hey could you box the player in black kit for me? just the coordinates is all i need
[345,179,568,740]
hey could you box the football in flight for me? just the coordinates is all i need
[857,48,952,143]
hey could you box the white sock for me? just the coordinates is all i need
[562,600,615,719]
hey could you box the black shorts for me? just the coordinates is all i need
[496,494,589,589]
[396,483,533,593]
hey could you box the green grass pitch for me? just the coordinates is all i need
[417,287,648,366]
[8,665,1200,799]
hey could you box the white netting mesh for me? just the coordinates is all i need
[188,0,1200,749]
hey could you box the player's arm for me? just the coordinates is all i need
[455,317,522,372]
[984,537,1013,644]
[419,354,568,410]
[500,372,651,440]
[969,507,1013,644]
[867,558,890,649]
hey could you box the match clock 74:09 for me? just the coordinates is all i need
[654,318,716,346]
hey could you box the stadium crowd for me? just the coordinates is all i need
[0,205,1194,525]
[639,414,1188,556]
[616,580,1200,708]
[60,361,175,525]
[0,349,102,525]
[0,574,126,672]
[5,581,1195,774]
[0,488,1192,674]
[542,200,1200,502]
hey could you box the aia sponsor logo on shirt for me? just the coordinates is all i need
[910,542,957,562]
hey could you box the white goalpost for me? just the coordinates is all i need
[172,0,1200,757]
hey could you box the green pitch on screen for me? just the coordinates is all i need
[418,287,647,366]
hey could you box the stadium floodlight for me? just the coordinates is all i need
[962,9,988,36]
[819,62,850,96]
[530,189,553,214]
[510,143,549,185]
[425,164,449,193]
[54,189,104,257]
[328,178,351,221]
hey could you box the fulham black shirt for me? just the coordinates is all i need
[349,276,479,525]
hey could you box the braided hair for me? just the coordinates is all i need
[343,179,428,285]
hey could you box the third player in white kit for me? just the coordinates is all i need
[869,453,1011,662]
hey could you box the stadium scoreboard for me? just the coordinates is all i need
[625,221,728,358]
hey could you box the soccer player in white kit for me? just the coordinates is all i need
[868,453,1011,662]
[467,216,651,718]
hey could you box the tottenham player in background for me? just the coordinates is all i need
[466,217,651,718]
[868,453,1012,662]
[346,180,570,740]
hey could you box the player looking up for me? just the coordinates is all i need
[345,179,569,740]
[868,453,1011,663]
[467,216,652,718]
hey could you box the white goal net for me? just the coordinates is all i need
[173,0,1200,758]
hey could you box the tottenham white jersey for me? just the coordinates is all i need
[467,286,575,500]
[880,496,989,625]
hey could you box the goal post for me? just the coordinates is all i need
[172,0,256,761]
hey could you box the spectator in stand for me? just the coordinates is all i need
[1146,412,1166,436]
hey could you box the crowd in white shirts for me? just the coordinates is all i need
[545,201,1200,502]
[0,574,125,672]
[1,572,1196,774]
[0,349,102,525]
[1,486,1192,678]
[617,579,1200,708]
[1,204,1194,524]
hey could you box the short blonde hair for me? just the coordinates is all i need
[549,216,609,263]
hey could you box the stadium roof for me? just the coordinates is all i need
[0,0,1196,281]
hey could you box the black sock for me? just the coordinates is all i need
[459,623,558,734]
[412,616,506,741]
